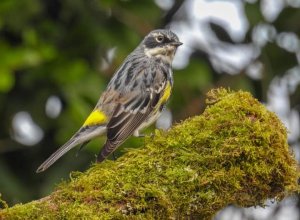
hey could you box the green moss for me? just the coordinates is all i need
[0,88,299,219]
[0,195,8,210]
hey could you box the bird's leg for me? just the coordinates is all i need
[133,129,156,139]
[133,130,145,138]
[133,129,156,147]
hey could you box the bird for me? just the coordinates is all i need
[36,29,182,173]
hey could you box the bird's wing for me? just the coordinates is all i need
[97,64,170,161]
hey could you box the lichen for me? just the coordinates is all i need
[0,88,299,220]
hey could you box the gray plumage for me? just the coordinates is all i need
[36,29,182,173]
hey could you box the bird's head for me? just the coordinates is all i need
[142,29,182,64]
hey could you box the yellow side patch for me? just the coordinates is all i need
[83,110,108,126]
[159,81,172,105]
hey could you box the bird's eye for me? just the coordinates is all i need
[156,36,164,43]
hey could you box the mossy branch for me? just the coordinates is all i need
[0,89,299,219]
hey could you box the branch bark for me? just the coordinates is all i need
[0,89,299,219]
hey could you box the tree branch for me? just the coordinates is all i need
[0,88,299,219]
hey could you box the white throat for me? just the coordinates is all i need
[144,46,176,64]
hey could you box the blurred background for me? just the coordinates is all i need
[0,0,299,219]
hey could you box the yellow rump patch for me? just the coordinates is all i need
[159,81,172,105]
[83,110,108,126]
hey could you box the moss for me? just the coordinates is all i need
[0,195,8,210]
[0,88,299,219]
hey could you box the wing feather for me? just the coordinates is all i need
[97,61,171,161]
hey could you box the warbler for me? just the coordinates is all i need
[36,29,182,173]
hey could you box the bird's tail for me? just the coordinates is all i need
[97,140,118,163]
[36,125,106,173]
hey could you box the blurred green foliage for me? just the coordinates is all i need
[0,0,166,205]
[0,0,299,207]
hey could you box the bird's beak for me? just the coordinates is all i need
[171,41,183,47]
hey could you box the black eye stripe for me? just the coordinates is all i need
[156,35,173,44]
[163,38,172,43]
[144,37,158,48]
[144,34,175,49]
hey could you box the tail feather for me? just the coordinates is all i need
[97,140,119,163]
[36,126,106,173]
[36,138,79,173]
